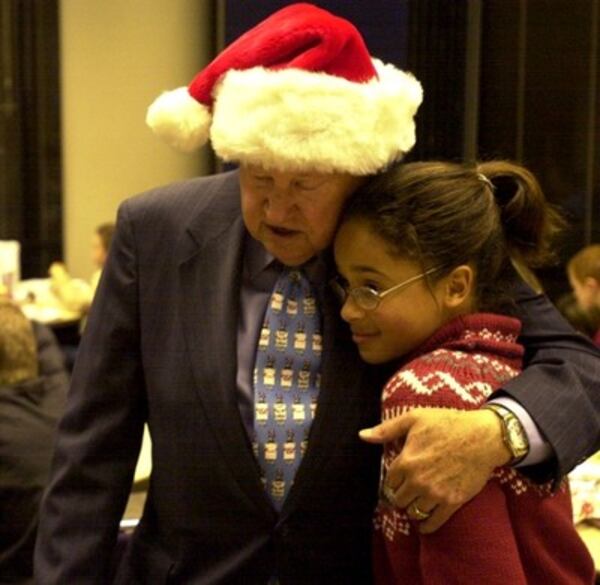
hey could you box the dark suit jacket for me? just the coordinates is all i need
[34,171,600,584]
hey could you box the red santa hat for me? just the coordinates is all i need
[146,3,423,175]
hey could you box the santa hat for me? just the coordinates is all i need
[146,2,423,175]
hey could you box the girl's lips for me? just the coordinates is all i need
[351,331,378,344]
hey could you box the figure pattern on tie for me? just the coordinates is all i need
[253,269,322,509]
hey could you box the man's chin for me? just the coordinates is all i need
[266,244,313,267]
[274,255,311,268]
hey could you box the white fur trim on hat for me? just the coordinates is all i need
[209,59,423,175]
[146,87,212,153]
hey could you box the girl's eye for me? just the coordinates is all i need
[362,280,381,291]
[364,281,382,293]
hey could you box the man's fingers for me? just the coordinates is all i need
[406,499,437,522]
[392,480,420,509]
[359,412,415,444]
[418,503,461,534]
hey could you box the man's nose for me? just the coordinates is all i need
[264,191,295,222]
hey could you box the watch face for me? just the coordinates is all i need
[507,418,528,452]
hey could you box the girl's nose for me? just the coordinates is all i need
[340,295,365,322]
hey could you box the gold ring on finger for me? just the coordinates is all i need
[409,503,431,521]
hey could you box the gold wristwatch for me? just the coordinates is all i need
[483,403,529,465]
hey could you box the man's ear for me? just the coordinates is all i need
[443,265,474,309]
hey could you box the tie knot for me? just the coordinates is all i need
[283,268,306,283]
[272,269,317,317]
[288,269,303,283]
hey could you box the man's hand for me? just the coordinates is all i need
[360,407,511,533]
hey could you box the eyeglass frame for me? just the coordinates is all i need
[331,265,444,311]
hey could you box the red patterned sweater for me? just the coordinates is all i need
[373,314,595,585]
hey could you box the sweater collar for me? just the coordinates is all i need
[402,313,523,368]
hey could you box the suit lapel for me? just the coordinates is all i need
[280,283,374,518]
[177,174,275,516]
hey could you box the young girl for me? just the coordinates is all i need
[333,161,595,584]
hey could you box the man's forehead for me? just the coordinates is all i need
[243,163,349,181]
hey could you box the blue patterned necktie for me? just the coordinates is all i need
[253,268,322,510]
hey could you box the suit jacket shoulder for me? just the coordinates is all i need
[122,170,241,233]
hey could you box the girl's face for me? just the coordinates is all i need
[334,218,449,365]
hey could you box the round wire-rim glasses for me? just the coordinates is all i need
[331,266,444,311]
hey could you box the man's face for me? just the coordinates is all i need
[239,165,363,266]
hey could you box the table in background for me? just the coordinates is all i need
[15,277,80,323]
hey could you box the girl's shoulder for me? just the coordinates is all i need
[382,314,524,410]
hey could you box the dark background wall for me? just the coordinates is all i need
[0,1,62,279]
[478,0,599,298]
[223,0,409,69]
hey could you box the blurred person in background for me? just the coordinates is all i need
[0,300,68,584]
[556,292,600,342]
[567,244,600,346]
[48,222,115,316]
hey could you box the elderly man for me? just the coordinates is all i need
[36,4,600,584]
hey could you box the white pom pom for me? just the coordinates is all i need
[146,87,211,152]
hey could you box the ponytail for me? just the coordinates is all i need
[478,161,564,267]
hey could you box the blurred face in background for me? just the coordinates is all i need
[91,232,108,269]
[568,269,600,311]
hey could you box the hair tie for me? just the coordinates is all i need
[477,173,495,192]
